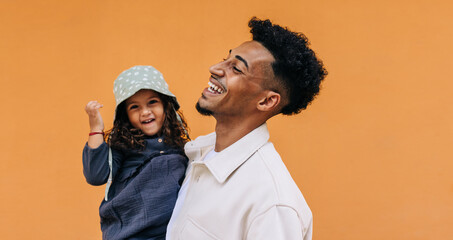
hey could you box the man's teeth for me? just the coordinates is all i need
[208,82,224,94]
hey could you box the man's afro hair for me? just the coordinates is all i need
[249,17,327,115]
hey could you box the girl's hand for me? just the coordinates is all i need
[85,101,104,132]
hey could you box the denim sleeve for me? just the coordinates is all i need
[82,142,122,186]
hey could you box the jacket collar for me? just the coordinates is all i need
[185,123,270,183]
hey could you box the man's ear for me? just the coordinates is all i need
[257,91,281,112]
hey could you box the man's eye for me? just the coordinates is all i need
[233,66,242,73]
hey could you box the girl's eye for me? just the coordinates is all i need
[148,100,158,104]
[129,105,138,110]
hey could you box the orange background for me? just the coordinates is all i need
[1,0,452,239]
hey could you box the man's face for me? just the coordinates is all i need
[196,41,275,118]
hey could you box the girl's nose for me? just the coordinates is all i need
[141,107,152,116]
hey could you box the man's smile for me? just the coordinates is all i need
[207,81,225,94]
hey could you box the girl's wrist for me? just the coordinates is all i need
[89,127,105,136]
[89,131,104,136]
[90,127,104,132]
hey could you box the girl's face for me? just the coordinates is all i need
[125,89,165,136]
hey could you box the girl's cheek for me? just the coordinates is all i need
[158,113,166,130]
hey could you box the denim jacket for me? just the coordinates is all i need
[83,136,187,240]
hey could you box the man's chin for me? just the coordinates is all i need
[196,102,213,116]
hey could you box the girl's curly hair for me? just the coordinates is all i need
[105,92,190,151]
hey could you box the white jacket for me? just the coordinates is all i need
[167,123,313,240]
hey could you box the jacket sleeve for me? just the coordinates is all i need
[82,142,122,186]
[246,205,312,240]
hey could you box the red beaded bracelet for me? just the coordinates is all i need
[89,131,104,136]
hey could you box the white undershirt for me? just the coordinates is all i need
[166,149,218,239]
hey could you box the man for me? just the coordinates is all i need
[167,17,327,240]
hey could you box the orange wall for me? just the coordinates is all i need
[1,0,452,239]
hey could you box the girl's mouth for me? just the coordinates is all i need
[142,119,154,124]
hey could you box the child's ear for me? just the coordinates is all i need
[257,91,281,112]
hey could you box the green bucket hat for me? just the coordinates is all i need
[113,65,180,110]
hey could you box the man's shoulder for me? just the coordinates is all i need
[248,142,309,206]
[233,142,312,230]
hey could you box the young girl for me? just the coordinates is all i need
[82,65,189,240]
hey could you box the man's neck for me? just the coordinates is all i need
[213,116,265,152]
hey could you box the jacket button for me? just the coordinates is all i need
[158,138,163,143]
[160,151,164,154]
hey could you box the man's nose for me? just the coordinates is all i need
[209,61,225,77]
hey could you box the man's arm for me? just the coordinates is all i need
[246,205,312,240]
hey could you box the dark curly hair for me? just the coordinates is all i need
[249,17,328,115]
[105,93,190,151]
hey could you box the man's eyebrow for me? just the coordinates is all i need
[235,55,248,69]
[229,49,249,69]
